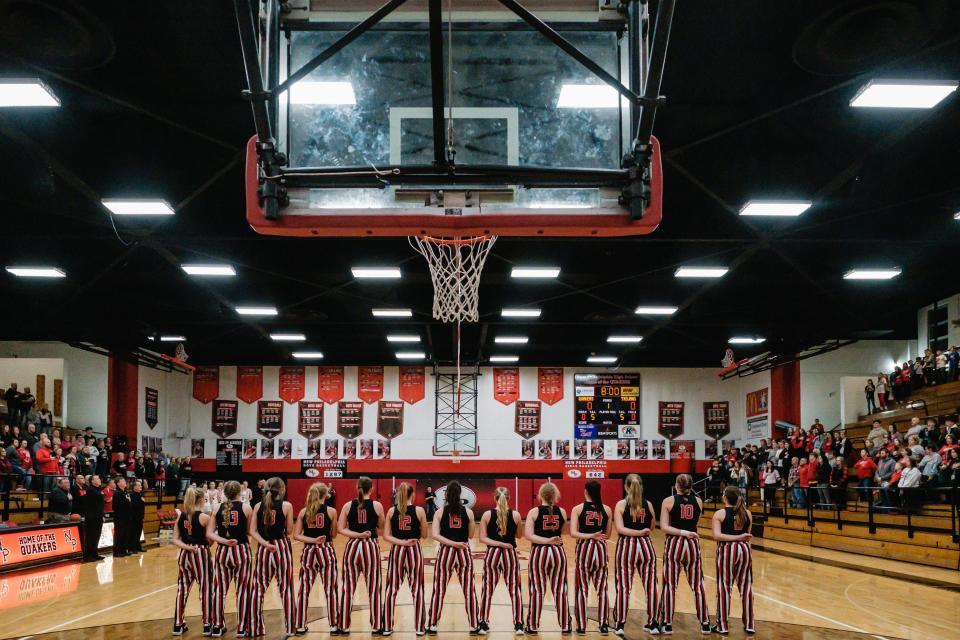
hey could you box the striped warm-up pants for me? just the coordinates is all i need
[714,541,754,633]
[296,542,339,631]
[173,545,213,627]
[212,542,252,633]
[613,535,658,627]
[383,542,426,633]
[340,537,383,631]
[574,538,609,630]
[479,546,523,627]
[526,543,571,632]
[250,537,297,636]
[429,545,479,628]
[658,535,709,626]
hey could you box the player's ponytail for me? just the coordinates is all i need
[724,485,749,531]
[539,482,558,516]
[676,473,693,495]
[305,482,328,523]
[585,479,603,505]
[396,482,412,516]
[223,480,241,501]
[261,476,285,525]
[444,481,463,519]
[494,486,510,537]
[182,486,200,518]
[354,475,373,510]
[624,473,644,521]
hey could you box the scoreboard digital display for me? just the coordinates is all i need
[574,373,640,439]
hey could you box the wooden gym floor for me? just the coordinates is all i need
[0,531,957,640]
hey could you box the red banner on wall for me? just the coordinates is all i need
[537,367,564,405]
[398,366,425,404]
[658,401,685,440]
[357,366,384,404]
[494,367,520,405]
[317,366,345,404]
[257,400,283,438]
[278,366,306,404]
[236,366,263,404]
[193,366,219,404]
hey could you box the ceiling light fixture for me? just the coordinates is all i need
[5,267,66,278]
[729,337,766,344]
[396,352,426,360]
[235,306,278,316]
[0,78,59,107]
[159,335,186,342]
[557,84,619,108]
[102,199,175,216]
[739,200,812,217]
[843,268,901,280]
[587,356,617,364]
[372,308,413,318]
[352,267,401,279]
[501,308,541,318]
[289,81,357,106]
[490,355,520,363]
[181,264,236,276]
[387,335,420,343]
[607,335,643,343]
[292,351,324,359]
[511,267,560,279]
[850,79,958,109]
[495,336,529,344]
[675,267,728,278]
[270,333,306,341]
[634,306,678,315]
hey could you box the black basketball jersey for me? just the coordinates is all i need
[390,504,421,541]
[302,507,332,541]
[485,509,517,547]
[217,500,249,544]
[257,503,287,540]
[622,500,655,530]
[532,505,565,541]
[347,499,379,539]
[178,511,207,546]
[720,506,750,536]
[577,501,608,534]
[669,493,701,533]
[439,507,469,543]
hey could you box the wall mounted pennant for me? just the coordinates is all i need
[278,365,306,404]
[257,400,283,438]
[377,401,404,439]
[357,366,384,404]
[36,374,45,407]
[337,401,363,439]
[398,366,426,404]
[212,399,239,438]
[515,400,542,439]
[298,401,324,438]
[317,366,345,404]
[493,367,520,405]
[703,401,731,439]
[193,366,219,404]
[537,367,564,405]
[236,366,263,404]
[658,401,685,440]
[144,387,159,429]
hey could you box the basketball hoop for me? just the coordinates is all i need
[451,450,462,464]
[408,234,496,323]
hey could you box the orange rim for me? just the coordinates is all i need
[415,234,494,245]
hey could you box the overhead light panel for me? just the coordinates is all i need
[843,268,901,280]
[607,335,643,343]
[511,267,560,279]
[289,81,357,106]
[739,200,812,217]
[954,211,960,220]
[850,79,957,109]
[634,306,678,315]
[181,264,236,276]
[387,335,420,343]
[729,337,766,344]
[502,308,541,318]
[270,333,306,342]
[372,308,413,318]
[396,352,426,360]
[292,351,324,359]
[235,306,278,316]
[159,335,186,342]
[675,267,728,278]
[0,79,59,107]
[587,356,617,364]
[5,267,65,278]
[490,355,520,363]
[495,336,529,344]
[352,267,401,279]
[102,199,175,216]
[557,84,619,108]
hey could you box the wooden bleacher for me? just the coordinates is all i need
[844,378,960,446]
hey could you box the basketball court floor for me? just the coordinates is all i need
[1,532,955,640]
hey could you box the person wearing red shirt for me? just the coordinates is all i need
[103,478,115,514]
[853,449,877,500]
[34,434,60,494]
[797,458,811,507]
[938,435,958,458]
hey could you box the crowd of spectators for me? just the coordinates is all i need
[864,348,960,412]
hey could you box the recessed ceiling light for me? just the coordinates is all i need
[739,200,812,217]
[159,335,186,342]
[292,351,324,359]
[954,211,960,220]
[289,81,357,106]
[495,336,529,344]
[729,337,766,344]
[270,333,306,341]
[396,351,426,360]
[634,306,678,315]
[181,264,236,276]
[352,267,401,279]
[675,267,728,278]
[5,266,66,278]
[490,355,520,363]
[511,267,560,279]
[557,84,619,108]
[235,306,278,316]
[502,308,541,318]
[587,356,617,364]
[0,79,59,107]
[607,335,643,343]
[850,79,958,109]
[102,199,175,216]
[843,268,901,280]
[372,308,413,317]
[387,335,420,343]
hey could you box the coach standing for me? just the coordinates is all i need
[129,479,146,553]
[113,476,131,557]
[83,475,106,562]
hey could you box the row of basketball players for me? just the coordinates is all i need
[171,473,754,637]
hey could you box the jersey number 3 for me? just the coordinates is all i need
[227,510,239,526]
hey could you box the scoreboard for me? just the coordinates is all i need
[574,373,640,439]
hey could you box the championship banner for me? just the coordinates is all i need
[278,366,306,404]
[257,400,283,438]
[193,365,219,404]
[236,366,263,404]
[515,400,542,439]
[377,401,404,439]
[658,401,685,440]
[493,367,520,405]
[212,399,239,437]
[144,387,159,429]
[36,374,45,407]
[537,367,564,405]
[337,401,363,438]
[703,401,731,439]
[746,387,770,439]
[298,401,324,438]
[357,366,385,404]
[398,366,426,404]
[317,366,345,404]
[216,439,243,470]
[0,524,82,570]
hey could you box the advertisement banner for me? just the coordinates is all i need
[746,387,770,439]
[212,399,239,438]
[317,366,345,404]
[337,401,363,439]
[537,367,564,405]
[398,366,426,404]
[377,401,404,439]
[298,401,324,438]
[192,365,219,404]
[144,387,159,429]
[358,366,385,404]
[564,459,607,479]
[278,366,306,404]
[703,401,731,439]
[257,400,283,438]
[302,458,346,479]
[0,524,82,570]
[515,400,542,439]
[493,367,520,405]
[657,401,685,440]
[236,366,263,404]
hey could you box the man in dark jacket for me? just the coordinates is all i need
[83,475,105,561]
[128,479,146,553]
[70,473,87,514]
[47,477,73,523]
[112,476,131,557]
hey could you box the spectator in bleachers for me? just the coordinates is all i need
[134,456,146,485]
[876,373,889,410]
[4,383,21,426]
[936,350,948,384]
[16,439,33,489]
[864,379,876,414]
[34,434,59,494]
[921,419,942,449]
[19,387,35,427]
[836,430,854,465]
[37,403,53,434]
[948,346,959,381]
[919,444,941,484]
[898,456,922,512]
[797,456,812,507]
[761,461,780,506]
[945,417,960,442]
[789,427,805,461]
[705,460,724,501]
[828,453,848,508]
[822,432,834,454]
[906,436,924,462]
[814,452,831,506]
[905,417,922,439]
[1,424,10,446]
[867,420,886,454]
[939,448,960,486]
[179,457,192,497]
[47,477,72,523]
[143,453,156,488]
[111,451,129,477]
[786,457,801,507]
[0,448,12,493]
[22,422,37,451]
[938,434,958,459]
[874,449,897,507]
[6,438,28,490]
[772,440,789,477]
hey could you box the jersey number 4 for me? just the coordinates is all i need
[679,504,695,520]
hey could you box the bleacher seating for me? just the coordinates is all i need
[844,379,960,447]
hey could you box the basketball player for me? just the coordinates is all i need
[249,477,297,637]
[206,480,253,638]
[711,486,755,635]
[172,487,212,636]
[428,481,479,634]
[478,487,524,635]
[383,482,428,636]
[569,480,612,634]
[658,474,710,634]
[612,474,659,636]
[338,476,385,634]
[294,482,339,635]
[524,482,571,634]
